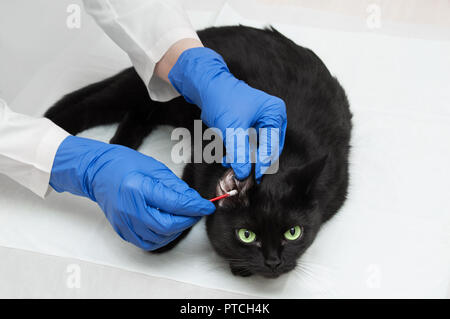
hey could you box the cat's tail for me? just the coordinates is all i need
[44,68,149,135]
[45,67,201,150]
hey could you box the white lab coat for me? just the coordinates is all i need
[0,0,198,198]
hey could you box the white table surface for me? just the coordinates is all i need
[1,0,449,298]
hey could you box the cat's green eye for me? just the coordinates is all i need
[237,228,256,243]
[284,226,302,241]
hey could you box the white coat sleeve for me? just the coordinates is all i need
[82,0,200,102]
[0,99,69,198]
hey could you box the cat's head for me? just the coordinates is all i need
[206,155,327,278]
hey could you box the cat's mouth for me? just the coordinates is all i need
[230,262,295,279]
[261,264,297,278]
[261,272,282,279]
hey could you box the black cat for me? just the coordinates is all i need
[45,26,352,278]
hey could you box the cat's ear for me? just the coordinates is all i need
[285,154,328,200]
[216,169,254,208]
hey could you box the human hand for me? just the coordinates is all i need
[168,47,287,181]
[50,136,215,250]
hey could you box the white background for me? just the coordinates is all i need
[0,0,449,298]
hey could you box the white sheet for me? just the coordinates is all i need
[1,2,449,298]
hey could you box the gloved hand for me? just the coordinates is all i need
[50,136,215,251]
[168,47,287,181]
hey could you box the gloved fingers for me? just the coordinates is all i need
[142,176,215,217]
[254,96,287,132]
[111,216,160,251]
[129,213,177,245]
[222,160,231,168]
[142,161,216,213]
[144,231,184,251]
[254,97,287,182]
[230,162,252,181]
[127,228,181,252]
[254,139,281,182]
[112,175,185,250]
[115,209,184,251]
[151,168,207,206]
[142,160,193,195]
[221,159,252,180]
[142,206,201,236]
[223,129,252,180]
[254,119,286,182]
[255,157,273,182]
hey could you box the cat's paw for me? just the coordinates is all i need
[230,265,253,277]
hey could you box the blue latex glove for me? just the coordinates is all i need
[50,136,215,251]
[169,47,287,181]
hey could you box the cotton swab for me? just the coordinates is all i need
[209,189,238,202]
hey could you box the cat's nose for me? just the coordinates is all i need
[264,257,281,270]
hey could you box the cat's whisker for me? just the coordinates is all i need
[297,263,328,282]
[204,264,229,273]
[299,259,336,271]
[293,268,330,296]
[223,258,253,265]
[224,259,251,264]
[294,263,338,297]
[297,263,328,274]
[234,267,251,276]
[293,267,317,287]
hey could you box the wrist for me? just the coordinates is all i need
[168,47,230,108]
[155,38,203,83]
[49,135,110,200]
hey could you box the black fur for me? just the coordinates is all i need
[45,26,352,278]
